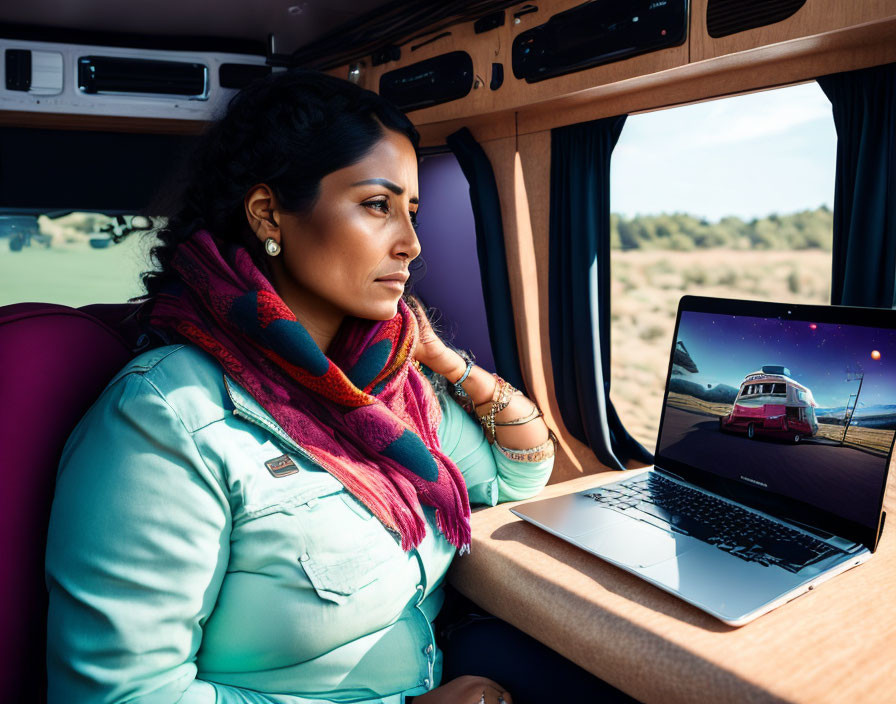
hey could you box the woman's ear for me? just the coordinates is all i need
[244,184,280,242]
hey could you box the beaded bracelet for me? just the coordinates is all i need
[494,430,558,463]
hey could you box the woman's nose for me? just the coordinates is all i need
[396,219,421,261]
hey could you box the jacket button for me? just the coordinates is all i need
[424,644,433,655]
[299,553,310,562]
[423,678,431,688]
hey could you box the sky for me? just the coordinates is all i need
[676,312,896,410]
[611,82,836,221]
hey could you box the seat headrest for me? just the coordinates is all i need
[0,302,148,700]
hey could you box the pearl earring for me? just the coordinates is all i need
[264,237,281,256]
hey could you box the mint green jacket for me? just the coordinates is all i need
[45,344,553,703]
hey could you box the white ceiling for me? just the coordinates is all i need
[1,0,397,55]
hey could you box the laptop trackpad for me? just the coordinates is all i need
[575,520,696,569]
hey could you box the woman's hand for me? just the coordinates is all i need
[408,297,459,376]
[408,676,512,704]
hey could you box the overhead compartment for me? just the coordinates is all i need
[691,0,896,62]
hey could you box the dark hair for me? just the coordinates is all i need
[136,69,420,299]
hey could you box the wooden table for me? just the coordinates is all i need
[448,469,896,704]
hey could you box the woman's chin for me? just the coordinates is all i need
[354,302,400,321]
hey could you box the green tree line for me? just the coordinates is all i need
[610,206,833,251]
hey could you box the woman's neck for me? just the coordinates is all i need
[269,269,344,355]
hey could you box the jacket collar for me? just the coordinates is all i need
[223,374,305,455]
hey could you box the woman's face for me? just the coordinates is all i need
[253,129,420,345]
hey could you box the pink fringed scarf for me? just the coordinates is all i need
[150,230,471,551]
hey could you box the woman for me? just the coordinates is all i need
[45,70,554,703]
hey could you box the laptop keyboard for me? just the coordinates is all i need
[583,473,844,573]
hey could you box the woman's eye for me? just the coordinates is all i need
[365,199,419,230]
[364,199,390,214]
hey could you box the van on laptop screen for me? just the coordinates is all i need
[656,310,896,533]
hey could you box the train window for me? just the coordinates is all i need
[609,82,836,451]
[0,212,157,307]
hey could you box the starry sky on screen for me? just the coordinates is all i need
[676,311,896,409]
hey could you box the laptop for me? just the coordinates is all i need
[512,295,891,626]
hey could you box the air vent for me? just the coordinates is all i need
[379,51,473,112]
[707,0,806,38]
[77,56,208,98]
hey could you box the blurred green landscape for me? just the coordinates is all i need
[611,206,833,251]
[0,215,156,307]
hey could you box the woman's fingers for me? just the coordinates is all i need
[480,680,512,704]
[488,684,512,704]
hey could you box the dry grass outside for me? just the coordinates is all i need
[611,249,831,453]
[664,392,732,418]
[814,423,895,456]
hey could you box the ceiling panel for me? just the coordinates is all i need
[0,0,396,55]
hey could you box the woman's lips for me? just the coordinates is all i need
[374,272,408,292]
[375,279,405,291]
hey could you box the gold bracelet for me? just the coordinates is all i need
[478,377,517,443]
[494,404,542,426]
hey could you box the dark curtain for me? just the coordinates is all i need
[818,62,896,308]
[549,116,652,470]
[446,127,528,393]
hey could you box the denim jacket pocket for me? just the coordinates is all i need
[297,492,399,605]
[299,547,381,604]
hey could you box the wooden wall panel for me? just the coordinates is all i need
[324,0,896,146]
[517,15,896,135]
[328,0,688,137]
[691,0,896,63]
[481,130,614,481]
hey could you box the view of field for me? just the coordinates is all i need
[608,80,837,456]
[0,213,156,307]
[610,243,831,452]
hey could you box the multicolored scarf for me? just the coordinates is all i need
[150,230,471,552]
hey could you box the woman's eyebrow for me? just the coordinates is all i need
[352,178,419,204]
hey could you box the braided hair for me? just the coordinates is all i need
[135,69,420,300]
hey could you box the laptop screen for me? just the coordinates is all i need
[655,298,895,546]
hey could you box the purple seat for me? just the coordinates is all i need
[0,301,153,702]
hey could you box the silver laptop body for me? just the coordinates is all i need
[513,296,891,626]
